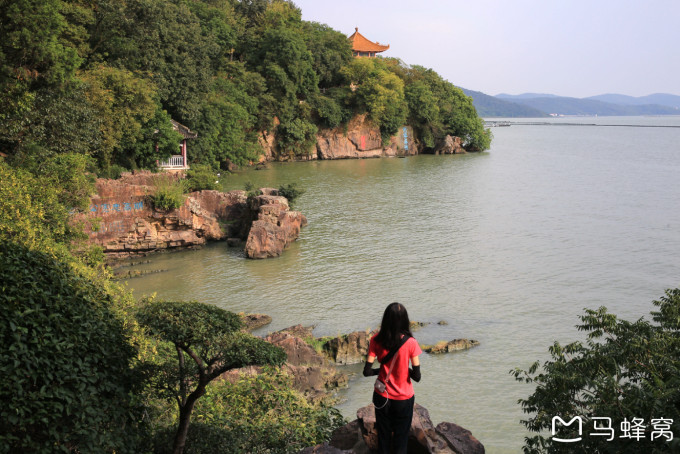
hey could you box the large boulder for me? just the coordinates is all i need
[322,329,375,365]
[259,328,348,399]
[303,404,484,454]
[433,135,466,155]
[240,313,272,332]
[244,195,307,259]
[436,422,485,454]
[265,331,325,367]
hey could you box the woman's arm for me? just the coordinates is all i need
[409,355,421,382]
[363,354,379,377]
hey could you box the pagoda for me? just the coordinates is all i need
[348,27,389,58]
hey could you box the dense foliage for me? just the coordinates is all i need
[512,289,680,453]
[152,371,344,454]
[0,242,144,453]
[1,0,489,176]
[137,300,287,454]
[149,176,187,211]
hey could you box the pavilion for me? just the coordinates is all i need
[348,27,389,58]
[158,120,197,171]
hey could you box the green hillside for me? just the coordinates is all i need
[0,0,490,178]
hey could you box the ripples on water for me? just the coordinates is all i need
[126,116,680,453]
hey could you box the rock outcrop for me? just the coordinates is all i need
[322,329,376,365]
[318,329,479,364]
[422,339,480,354]
[73,171,305,259]
[301,404,485,454]
[222,325,347,401]
[315,115,416,160]
[240,313,273,331]
[244,194,308,259]
[432,135,466,155]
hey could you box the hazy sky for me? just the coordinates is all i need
[293,0,680,98]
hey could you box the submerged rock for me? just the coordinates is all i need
[239,313,272,331]
[422,339,480,354]
[410,321,429,331]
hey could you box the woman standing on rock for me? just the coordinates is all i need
[363,302,422,454]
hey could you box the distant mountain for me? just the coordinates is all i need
[585,93,680,109]
[496,93,561,100]
[462,90,680,118]
[506,96,678,116]
[460,88,548,118]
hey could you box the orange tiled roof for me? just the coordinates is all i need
[348,28,390,53]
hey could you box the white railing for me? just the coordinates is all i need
[158,155,186,168]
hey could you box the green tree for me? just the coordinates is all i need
[0,159,91,247]
[341,58,408,141]
[301,21,353,89]
[160,370,345,454]
[2,82,102,161]
[0,0,82,86]
[254,26,319,121]
[136,301,287,454]
[79,64,158,169]
[192,66,265,168]
[126,106,184,170]
[0,242,144,453]
[277,117,318,157]
[404,80,440,148]
[96,0,213,124]
[511,289,680,453]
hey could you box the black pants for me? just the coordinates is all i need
[373,391,415,454]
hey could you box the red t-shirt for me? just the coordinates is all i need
[368,334,422,400]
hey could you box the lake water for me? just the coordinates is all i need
[124,116,680,453]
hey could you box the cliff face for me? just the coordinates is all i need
[73,173,304,259]
[261,115,419,162]
[315,114,417,160]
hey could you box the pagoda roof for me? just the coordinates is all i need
[348,28,390,53]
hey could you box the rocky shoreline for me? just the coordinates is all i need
[235,315,483,453]
[259,114,469,162]
[72,173,305,259]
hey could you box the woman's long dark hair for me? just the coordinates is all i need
[374,302,413,351]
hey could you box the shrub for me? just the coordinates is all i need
[149,177,186,211]
[186,164,219,192]
[137,301,287,454]
[244,181,263,206]
[0,242,144,453]
[278,183,305,208]
[151,370,345,454]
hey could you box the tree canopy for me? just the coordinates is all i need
[512,289,680,453]
[1,0,490,175]
[0,242,144,453]
[137,300,286,454]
